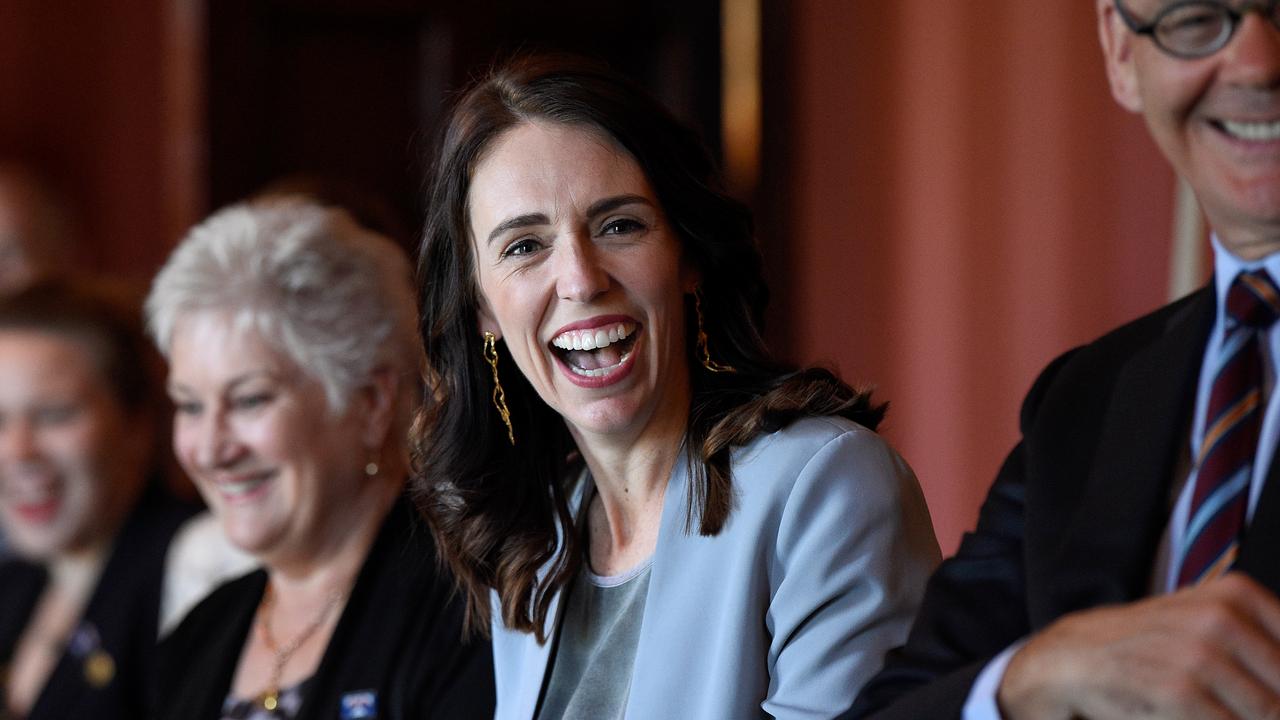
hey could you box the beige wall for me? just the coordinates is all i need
[0,0,176,283]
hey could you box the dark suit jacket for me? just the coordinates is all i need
[851,286,1280,718]
[154,496,495,719]
[0,490,193,720]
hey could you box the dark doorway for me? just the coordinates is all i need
[205,0,723,251]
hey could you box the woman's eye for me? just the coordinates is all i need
[601,218,643,236]
[173,401,202,416]
[501,237,541,258]
[33,404,78,425]
[232,393,273,411]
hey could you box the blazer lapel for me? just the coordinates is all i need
[505,592,565,719]
[503,474,588,720]
[1048,289,1214,613]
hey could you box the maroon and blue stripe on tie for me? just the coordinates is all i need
[1176,269,1280,588]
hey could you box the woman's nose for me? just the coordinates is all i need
[555,236,610,302]
[191,412,237,468]
[0,419,37,462]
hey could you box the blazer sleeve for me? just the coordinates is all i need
[847,351,1078,720]
[763,424,941,718]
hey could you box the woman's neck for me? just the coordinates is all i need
[574,414,686,577]
[49,541,110,597]
[265,477,400,603]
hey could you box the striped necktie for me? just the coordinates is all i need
[1177,269,1280,587]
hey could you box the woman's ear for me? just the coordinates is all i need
[475,296,501,339]
[357,366,400,450]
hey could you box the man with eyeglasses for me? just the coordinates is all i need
[850,2,1280,719]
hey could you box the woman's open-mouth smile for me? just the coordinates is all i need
[210,470,275,504]
[4,471,63,524]
[549,317,641,388]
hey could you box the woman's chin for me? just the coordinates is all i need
[6,528,71,562]
[216,509,284,560]
[558,397,649,440]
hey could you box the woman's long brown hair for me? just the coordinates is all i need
[412,54,883,641]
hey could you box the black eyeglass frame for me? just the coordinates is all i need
[1114,0,1280,59]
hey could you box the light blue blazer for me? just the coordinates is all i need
[491,416,940,719]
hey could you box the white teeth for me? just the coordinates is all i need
[568,349,633,377]
[217,475,268,497]
[1222,119,1280,141]
[552,322,636,351]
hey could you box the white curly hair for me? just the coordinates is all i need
[145,197,422,424]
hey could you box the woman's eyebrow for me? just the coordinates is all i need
[486,213,549,246]
[586,194,652,218]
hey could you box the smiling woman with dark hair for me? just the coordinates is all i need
[0,279,193,719]
[414,54,939,719]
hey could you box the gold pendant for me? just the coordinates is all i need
[262,690,280,711]
[84,650,115,688]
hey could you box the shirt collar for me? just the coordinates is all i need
[1210,234,1280,317]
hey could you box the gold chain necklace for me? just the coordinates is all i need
[256,585,344,711]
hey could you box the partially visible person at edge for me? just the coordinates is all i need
[146,198,494,719]
[0,279,195,718]
[413,53,940,720]
[851,2,1280,719]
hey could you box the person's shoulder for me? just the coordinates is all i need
[160,512,258,635]
[1019,288,1213,423]
[737,415,885,465]
[112,491,201,574]
[161,568,264,651]
[0,555,42,583]
[731,415,903,501]
[1073,287,1210,363]
[0,556,45,616]
[363,495,451,589]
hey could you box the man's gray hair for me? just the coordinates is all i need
[146,197,422,417]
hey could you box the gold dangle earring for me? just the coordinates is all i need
[694,288,735,373]
[483,332,515,445]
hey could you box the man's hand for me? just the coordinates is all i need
[998,573,1280,720]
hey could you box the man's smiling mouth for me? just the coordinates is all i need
[1216,119,1280,142]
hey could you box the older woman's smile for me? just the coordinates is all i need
[208,469,274,502]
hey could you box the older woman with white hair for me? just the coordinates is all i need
[147,198,493,720]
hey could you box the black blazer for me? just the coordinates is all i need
[0,491,193,719]
[154,496,494,719]
[852,286,1280,718]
